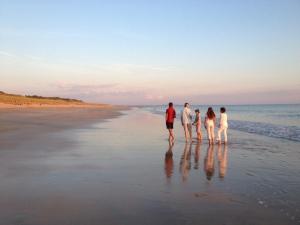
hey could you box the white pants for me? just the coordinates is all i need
[217,126,228,142]
[206,123,215,141]
[183,123,192,140]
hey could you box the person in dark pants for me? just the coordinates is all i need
[165,102,176,143]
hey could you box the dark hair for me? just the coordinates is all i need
[207,107,215,119]
[184,102,189,107]
[195,109,200,113]
[220,107,226,113]
[169,102,173,107]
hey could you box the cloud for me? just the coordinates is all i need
[53,81,146,99]
[0,50,16,57]
[113,29,150,41]
[0,28,88,39]
[55,82,118,91]
[145,94,165,100]
[51,82,170,104]
[0,50,44,63]
[175,88,300,105]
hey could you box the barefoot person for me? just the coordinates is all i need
[217,107,228,144]
[165,102,176,143]
[205,107,216,145]
[193,109,202,142]
[181,103,192,142]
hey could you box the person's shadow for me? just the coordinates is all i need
[164,141,174,180]
[204,144,215,181]
[217,144,228,179]
[179,143,192,182]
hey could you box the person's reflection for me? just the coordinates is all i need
[164,141,174,180]
[204,144,215,180]
[180,143,192,182]
[217,144,228,179]
[194,142,201,170]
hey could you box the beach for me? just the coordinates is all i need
[0,106,299,225]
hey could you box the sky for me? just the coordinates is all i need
[0,0,299,105]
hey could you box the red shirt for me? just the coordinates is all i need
[166,107,176,123]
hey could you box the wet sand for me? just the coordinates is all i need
[0,108,299,225]
[0,106,125,148]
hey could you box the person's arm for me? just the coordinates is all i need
[204,116,207,129]
[181,112,184,126]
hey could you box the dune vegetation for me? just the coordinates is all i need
[0,91,86,106]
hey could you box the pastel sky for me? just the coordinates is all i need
[1,0,299,105]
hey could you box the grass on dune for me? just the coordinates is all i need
[0,91,85,105]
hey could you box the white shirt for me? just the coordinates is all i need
[181,107,192,124]
[220,113,228,128]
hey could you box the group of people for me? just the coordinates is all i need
[165,102,228,145]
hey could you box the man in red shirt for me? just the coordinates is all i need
[165,102,176,143]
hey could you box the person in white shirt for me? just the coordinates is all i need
[181,103,192,142]
[217,107,228,144]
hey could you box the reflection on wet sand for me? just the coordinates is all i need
[165,141,229,182]
[203,144,228,181]
[180,143,192,182]
[164,141,174,179]
[204,145,215,180]
[218,144,228,179]
[194,142,201,170]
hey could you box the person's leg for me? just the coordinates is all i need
[168,129,172,141]
[184,124,189,142]
[224,127,227,143]
[211,125,215,144]
[170,129,175,142]
[217,128,221,142]
[196,125,201,140]
[217,127,224,144]
[188,123,192,141]
[207,126,211,144]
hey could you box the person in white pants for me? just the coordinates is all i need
[181,103,192,142]
[217,107,228,144]
[204,107,216,145]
